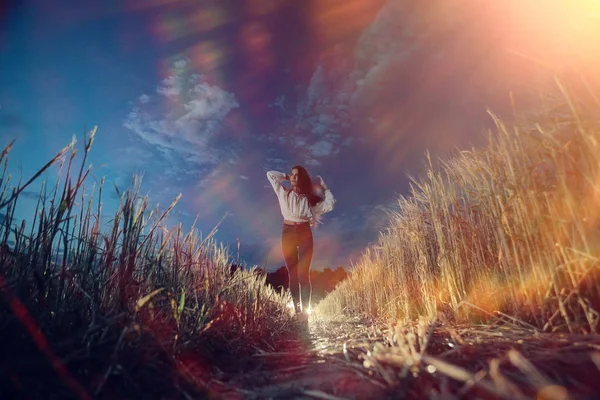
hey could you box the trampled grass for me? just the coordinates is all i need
[0,129,293,399]
[316,79,600,335]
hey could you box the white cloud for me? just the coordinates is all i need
[122,145,153,160]
[304,158,320,167]
[361,201,398,232]
[196,162,234,188]
[156,75,182,100]
[308,139,334,157]
[123,57,239,181]
[264,157,287,172]
[323,199,398,249]
[267,48,355,164]
[174,59,188,69]
[118,57,243,207]
[349,1,421,104]
[266,0,436,164]
[269,95,286,110]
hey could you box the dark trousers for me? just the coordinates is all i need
[281,222,313,313]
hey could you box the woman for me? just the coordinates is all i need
[267,165,336,320]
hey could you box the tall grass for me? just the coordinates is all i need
[0,129,293,398]
[317,80,600,333]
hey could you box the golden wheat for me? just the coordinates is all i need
[317,81,600,334]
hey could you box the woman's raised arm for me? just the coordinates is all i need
[266,171,287,196]
[312,176,336,215]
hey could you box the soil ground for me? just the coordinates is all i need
[206,318,600,400]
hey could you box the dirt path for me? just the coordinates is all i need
[201,317,600,400]
[210,318,392,400]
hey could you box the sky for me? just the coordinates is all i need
[1,0,599,270]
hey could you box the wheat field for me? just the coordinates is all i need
[316,80,600,335]
[0,129,294,398]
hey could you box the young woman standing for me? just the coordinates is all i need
[267,165,336,321]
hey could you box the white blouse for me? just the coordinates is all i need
[267,171,336,225]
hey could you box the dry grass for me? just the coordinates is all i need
[0,129,293,399]
[352,316,600,399]
[316,78,600,335]
[311,89,600,394]
[310,78,600,399]
[3,77,600,399]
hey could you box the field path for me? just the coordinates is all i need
[211,318,393,400]
[203,317,600,400]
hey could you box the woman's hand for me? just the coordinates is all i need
[315,175,328,189]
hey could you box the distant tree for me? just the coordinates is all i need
[229,263,243,276]
[309,266,349,303]
[264,265,348,300]
[265,266,289,293]
[333,266,348,282]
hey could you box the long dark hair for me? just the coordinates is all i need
[292,165,323,207]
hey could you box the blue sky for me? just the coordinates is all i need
[2,0,595,270]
